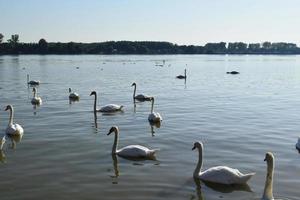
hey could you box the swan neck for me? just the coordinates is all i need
[194,146,203,178]
[262,159,274,200]
[133,84,136,99]
[33,89,37,98]
[112,129,119,154]
[93,93,97,112]
[8,107,13,125]
[151,99,154,113]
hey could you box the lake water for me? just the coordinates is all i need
[0,55,300,200]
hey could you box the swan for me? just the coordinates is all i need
[226,71,240,75]
[90,91,123,112]
[0,136,6,150]
[69,88,80,100]
[148,97,162,123]
[176,69,187,79]
[262,152,275,200]
[107,126,157,158]
[27,74,40,85]
[31,87,42,105]
[296,138,300,150]
[5,105,24,136]
[131,82,151,101]
[192,141,255,185]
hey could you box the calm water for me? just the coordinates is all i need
[0,55,300,200]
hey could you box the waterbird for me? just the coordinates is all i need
[5,105,24,136]
[131,82,151,102]
[107,126,157,159]
[148,97,162,123]
[69,88,80,100]
[90,91,123,113]
[192,141,255,185]
[27,74,40,85]
[176,69,187,79]
[262,152,275,200]
[226,71,240,75]
[31,87,42,105]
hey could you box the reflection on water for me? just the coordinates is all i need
[0,55,300,200]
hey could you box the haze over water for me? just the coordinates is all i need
[0,55,300,200]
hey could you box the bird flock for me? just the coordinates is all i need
[0,69,298,200]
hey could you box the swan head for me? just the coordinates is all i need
[32,87,37,93]
[131,82,136,87]
[192,141,203,150]
[107,126,119,135]
[149,97,154,101]
[90,91,96,96]
[69,88,72,93]
[4,105,12,111]
[264,152,274,163]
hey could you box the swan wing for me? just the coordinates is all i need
[69,92,79,98]
[135,94,151,101]
[148,112,162,122]
[100,104,123,112]
[6,124,24,136]
[117,145,154,158]
[199,166,254,185]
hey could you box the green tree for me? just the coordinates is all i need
[38,38,48,53]
[0,33,3,43]
[7,34,19,45]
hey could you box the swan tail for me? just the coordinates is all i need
[240,173,255,183]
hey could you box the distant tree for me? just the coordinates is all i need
[0,33,3,43]
[262,41,272,49]
[7,34,19,45]
[38,38,48,53]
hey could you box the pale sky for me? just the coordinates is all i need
[1,0,300,45]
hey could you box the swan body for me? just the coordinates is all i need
[31,87,42,105]
[107,126,157,158]
[131,82,151,101]
[262,152,275,200]
[27,74,40,85]
[69,88,80,100]
[193,141,255,185]
[148,97,162,122]
[5,105,24,136]
[296,138,300,150]
[176,69,187,79]
[90,91,123,112]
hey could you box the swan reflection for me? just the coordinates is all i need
[110,154,119,184]
[149,121,161,137]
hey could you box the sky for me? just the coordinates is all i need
[1,0,300,45]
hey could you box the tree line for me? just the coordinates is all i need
[1,34,300,55]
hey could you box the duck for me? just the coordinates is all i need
[226,71,240,75]
[296,138,300,150]
[148,97,162,123]
[107,126,157,159]
[192,141,255,185]
[31,87,42,105]
[131,82,151,101]
[90,91,123,112]
[262,152,275,200]
[176,69,187,79]
[69,88,80,100]
[27,74,40,85]
[5,105,24,136]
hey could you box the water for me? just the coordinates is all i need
[0,55,300,200]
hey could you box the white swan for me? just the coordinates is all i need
[69,88,80,100]
[90,91,123,112]
[27,74,40,85]
[296,138,300,150]
[107,126,157,158]
[0,136,6,150]
[176,69,187,79]
[192,141,255,185]
[5,105,24,136]
[31,87,42,105]
[131,82,151,101]
[148,97,162,123]
[262,152,275,200]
